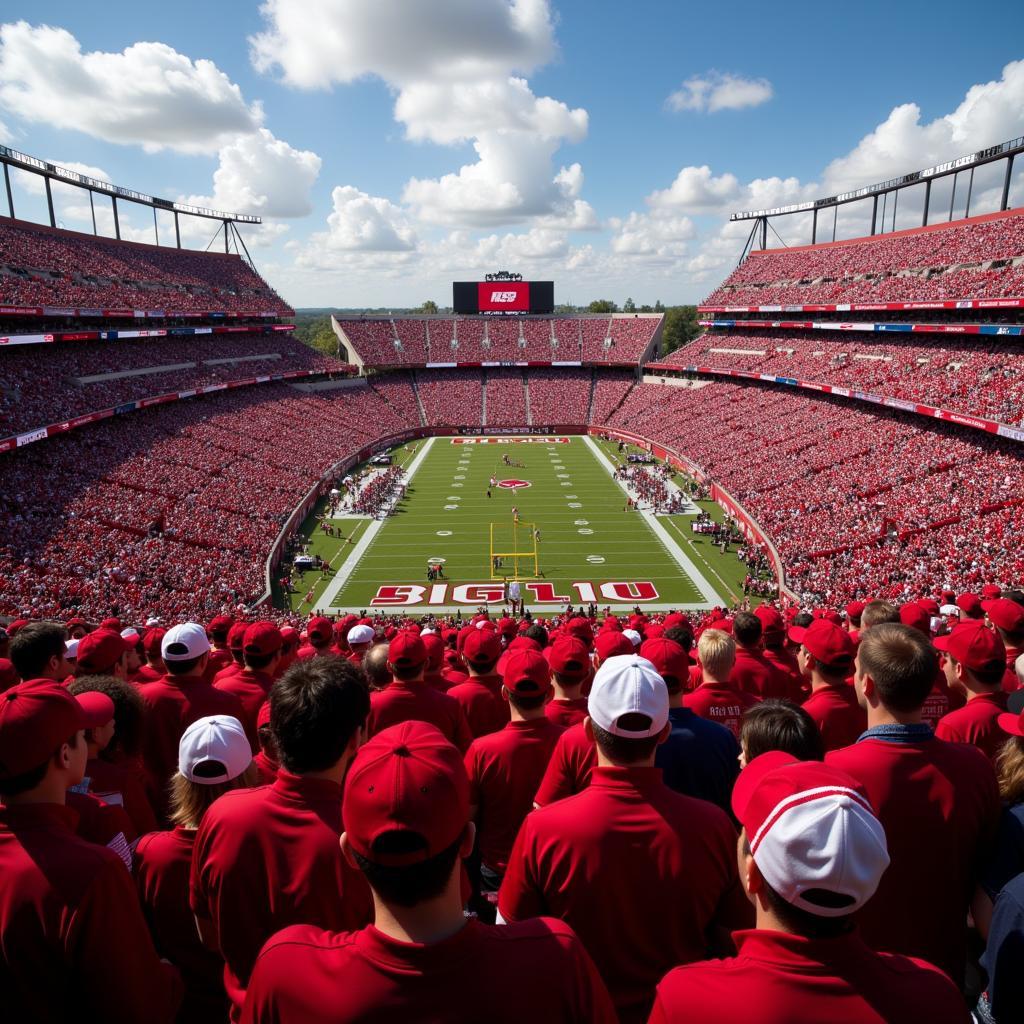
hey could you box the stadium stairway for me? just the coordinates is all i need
[604,376,637,423]
[586,370,597,422]
[410,371,428,426]
[481,369,489,425]
[524,372,532,425]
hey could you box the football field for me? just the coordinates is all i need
[286,435,742,614]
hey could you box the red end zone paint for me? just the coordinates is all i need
[497,479,531,489]
[370,580,660,606]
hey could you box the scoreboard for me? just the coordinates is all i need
[453,276,554,315]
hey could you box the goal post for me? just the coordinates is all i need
[489,519,540,580]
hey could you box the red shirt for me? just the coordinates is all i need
[139,674,245,820]
[135,827,228,1024]
[368,677,474,752]
[241,917,616,1024]
[935,692,1009,762]
[466,717,565,872]
[0,803,182,1022]
[683,682,758,738]
[732,647,792,700]
[190,770,373,1019]
[763,646,804,697]
[545,697,589,728]
[800,685,867,752]
[1002,644,1023,692]
[423,668,452,691]
[921,685,951,730]
[534,721,596,806]
[649,928,970,1024]
[213,661,245,683]
[214,668,275,746]
[253,750,279,785]
[826,730,1000,980]
[205,647,235,682]
[132,663,164,683]
[85,755,158,837]
[499,765,750,1023]
[446,673,510,738]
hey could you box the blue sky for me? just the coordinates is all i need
[2,1,1024,308]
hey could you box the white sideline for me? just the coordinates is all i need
[582,435,723,608]
[315,437,436,612]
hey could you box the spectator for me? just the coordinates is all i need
[545,636,591,727]
[297,616,336,660]
[214,622,285,745]
[738,698,825,766]
[9,621,73,682]
[648,752,969,1023]
[984,599,1024,691]
[683,629,758,738]
[499,654,751,1022]
[731,611,794,700]
[241,720,616,1023]
[190,656,373,1020]
[252,701,279,785]
[361,640,392,691]
[448,630,509,738]
[135,716,258,1024]
[828,623,1001,984]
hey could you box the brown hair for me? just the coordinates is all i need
[168,762,259,829]
[996,735,1024,806]
[740,699,824,762]
[857,623,936,713]
[860,601,900,631]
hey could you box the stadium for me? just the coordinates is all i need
[4,7,1024,1023]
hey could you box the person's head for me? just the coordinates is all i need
[501,649,551,716]
[363,642,392,690]
[347,624,376,657]
[67,674,146,760]
[226,622,248,666]
[10,622,72,682]
[638,637,689,695]
[142,627,166,670]
[585,654,670,766]
[934,621,1006,695]
[662,624,694,653]
[593,630,634,664]
[788,620,855,685]
[75,691,116,755]
[241,622,284,674]
[854,622,936,716]
[739,699,824,768]
[65,617,89,640]
[697,629,736,683]
[462,629,502,676]
[733,612,763,650]
[307,616,335,651]
[387,633,426,683]
[844,601,865,631]
[0,680,112,800]
[256,700,278,762]
[342,721,473,909]
[860,600,900,631]
[169,715,258,829]
[161,623,212,678]
[996,701,1024,805]
[732,752,889,939]
[270,656,370,776]
[791,611,814,629]
[119,630,143,674]
[74,628,132,679]
[522,623,548,648]
[985,599,1024,649]
[956,593,984,621]
[548,636,589,691]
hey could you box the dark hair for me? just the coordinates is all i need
[591,716,661,764]
[1001,590,1024,607]
[351,833,462,907]
[857,623,937,713]
[244,650,277,671]
[792,611,814,628]
[10,622,67,679]
[165,654,206,676]
[0,731,80,797]
[861,601,900,630]
[67,675,145,759]
[811,657,852,684]
[733,612,763,648]
[270,657,370,773]
[523,624,548,648]
[949,654,1006,690]
[740,699,824,762]
[662,626,693,653]
[508,688,547,712]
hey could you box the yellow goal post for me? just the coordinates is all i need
[489,520,540,580]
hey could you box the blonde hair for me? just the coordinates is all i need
[168,762,259,829]
[697,629,736,682]
[997,735,1024,806]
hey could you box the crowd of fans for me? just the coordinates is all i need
[614,462,688,514]
[527,368,593,425]
[0,333,348,437]
[0,219,291,314]
[485,369,529,426]
[663,329,1024,424]
[703,209,1024,308]
[415,370,484,427]
[349,465,406,517]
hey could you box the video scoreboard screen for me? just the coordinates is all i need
[453,278,554,315]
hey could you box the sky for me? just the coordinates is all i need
[2,1,1024,309]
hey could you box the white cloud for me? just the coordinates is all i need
[608,211,696,258]
[666,71,773,114]
[181,128,321,219]
[250,0,555,90]
[0,21,261,153]
[319,185,417,251]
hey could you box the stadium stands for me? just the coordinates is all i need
[368,372,424,427]
[484,369,528,426]
[526,368,592,425]
[416,369,484,427]
[591,370,636,423]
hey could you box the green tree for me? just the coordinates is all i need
[660,306,700,354]
[654,299,665,312]
[587,299,618,313]
[418,300,439,314]
[293,313,340,356]
[623,296,636,312]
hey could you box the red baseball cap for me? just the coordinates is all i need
[257,700,272,731]
[208,615,234,636]
[898,602,931,636]
[844,601,866,620]
[389,632,427,670]
[639,638,689,689]
[957,593,984,617]
[502,649,551,695]
[934,620,1006,672]
[99,617,122,632]
[307,616,334,643]
[564,617,594,646]
[0,658,20,692]
[421,633,445,670]
[244,622,283,657]
[142,627,166,657]
[594,631,634,661]
[754,606,785,634]
[343,721,469,866]
[227,622,248,651]
[463,629,502,668]
[0,680,89,779]
[548,637,590,683]
[918,599,940,618]
[984,598,1024,633]
[76,629,131,674]
[75,690,116,728]
[787,620,855,670]
[6,619,29,636]
[662,612,692,632]
[983,584,1003,600]
[497,617,517,638]
[280,625,300,648]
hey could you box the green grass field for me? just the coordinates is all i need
[277,435,757,615]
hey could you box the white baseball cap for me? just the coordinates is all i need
[179,715,252,784]
[65,638,80,660]
[347,624,375,646]
[622,628,642,648]
[732,751,890,917]
[162,622,212,662]
[587,654,668,738]
[120,628,140,643]
[145,617,162,627]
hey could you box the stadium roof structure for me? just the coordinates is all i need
[731,135,1024,256]
[0,144,260,257]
